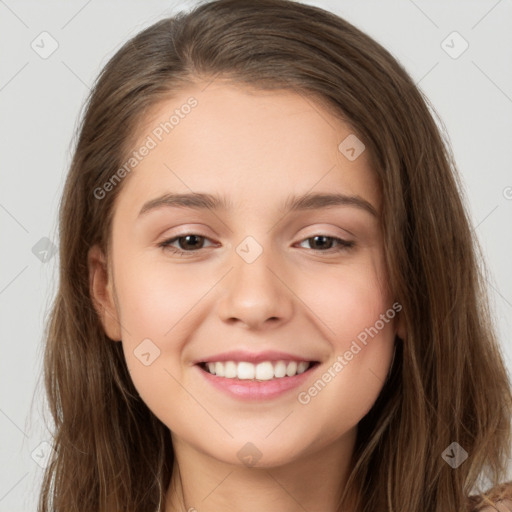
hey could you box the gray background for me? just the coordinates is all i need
[1,0,511,510]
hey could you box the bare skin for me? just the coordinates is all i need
[89,81,406,512]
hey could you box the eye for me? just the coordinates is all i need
[158,233,355,257]
[296,235,355,254]
[159,234,216,256]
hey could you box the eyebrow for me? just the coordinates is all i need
[138,191,378,218]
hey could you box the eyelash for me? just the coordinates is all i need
[158,233,355,257]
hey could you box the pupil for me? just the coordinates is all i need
[181,235,202,250]
[311,235,332,250]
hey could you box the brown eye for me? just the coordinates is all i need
[298,235,355,253]
[173,234,205,251]
[159,234,215,256]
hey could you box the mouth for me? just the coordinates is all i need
[195,358,321,400]
[197,360,321,381]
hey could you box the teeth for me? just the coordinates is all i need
[297,361,309,374]
[215,362,225,377]
[202,360,312,380]
[255,361,274,380]
[274,361,287,378]
[224,361,237,378]
[286,361,297,376]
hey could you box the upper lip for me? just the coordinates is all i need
[194,350,319,365]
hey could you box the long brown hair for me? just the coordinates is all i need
[37,0,512,510]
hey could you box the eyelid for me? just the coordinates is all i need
[297,222,356,239]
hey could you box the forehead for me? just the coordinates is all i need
[115,81,380,217]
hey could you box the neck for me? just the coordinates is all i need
[164,428,359,512]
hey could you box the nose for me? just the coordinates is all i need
[216,247,294,330]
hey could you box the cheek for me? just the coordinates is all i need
[299,256,392,349]
[113,262,200,426]
[112,259,206,406]
[114,257,208,342]
[292,257,396,423]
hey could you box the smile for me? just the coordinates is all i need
[196,360,321,400]
[199,360,316,380]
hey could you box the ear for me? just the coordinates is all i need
[88,244,122,341]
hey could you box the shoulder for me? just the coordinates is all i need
[468,482,512,511]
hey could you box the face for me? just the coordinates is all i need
[89,81,404,468]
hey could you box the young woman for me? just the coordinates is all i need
[37,0,512,510]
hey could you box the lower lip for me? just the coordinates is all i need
[196,363,319,400]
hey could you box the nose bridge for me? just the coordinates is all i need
[216,234,293,328]
[235,239,278,295]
